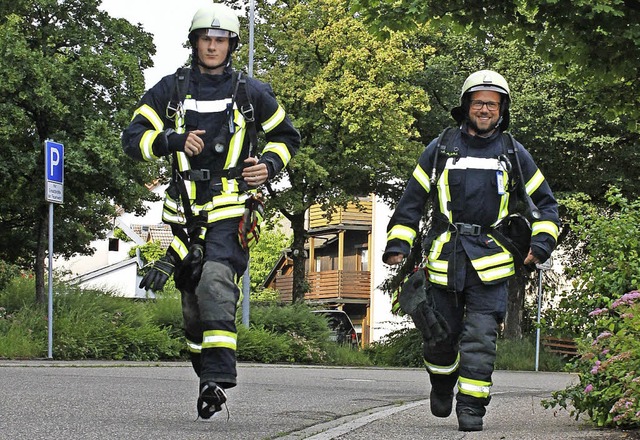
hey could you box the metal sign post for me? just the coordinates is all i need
[534,257,553,371]
[44,140,64,359]
[241,0,256,328]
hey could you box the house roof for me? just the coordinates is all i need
[131,224,173,250]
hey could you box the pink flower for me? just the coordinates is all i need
[611,291,640,309]
[591,360,601,374]
[589,308,608,317]
[584,384,594,393]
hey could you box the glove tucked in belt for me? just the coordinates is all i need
[398,267,450,347]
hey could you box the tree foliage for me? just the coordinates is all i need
[232,0,431,301]
[0,0,156,301]
[351,0,639,129]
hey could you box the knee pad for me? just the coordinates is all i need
[196,261,239,322]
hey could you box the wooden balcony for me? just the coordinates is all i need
[275,270,371,303]
[308,201,372,230]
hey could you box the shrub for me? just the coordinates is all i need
[52,286,182,361]
[543,291,640,428]
[364,327,423,367]
[237,324,295,363]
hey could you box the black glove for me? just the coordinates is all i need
[139,254,175,292]
[398,268,450,347]
[175,244,204,291]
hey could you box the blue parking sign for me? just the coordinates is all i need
[45,140,64,203]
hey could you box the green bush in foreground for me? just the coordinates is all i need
[0,277,181,361]
[543,291,640,428]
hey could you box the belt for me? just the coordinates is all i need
[452,223,488,236]
[178,166,244,182]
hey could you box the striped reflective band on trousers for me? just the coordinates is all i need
[424,353,460,375]
[458,376,492,399]
[202,330,237,350]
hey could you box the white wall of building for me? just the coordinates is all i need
[370,195,411,342]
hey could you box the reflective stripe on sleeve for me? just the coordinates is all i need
[525,169,544,195]
[531,220,559,239]
[387,224,416,246]
[262,105,286,133]
[263,142,292,165]
[412,164,431,193]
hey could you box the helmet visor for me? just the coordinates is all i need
[467,85,508,95]
[202,28,237,39]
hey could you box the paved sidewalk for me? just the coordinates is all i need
[0,360,637,440]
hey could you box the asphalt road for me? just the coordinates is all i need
[0,360,636,440]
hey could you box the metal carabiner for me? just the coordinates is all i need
[498,154,512,173]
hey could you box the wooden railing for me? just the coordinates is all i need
[275,270,371,303]
[308,202,372,229]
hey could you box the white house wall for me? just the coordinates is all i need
[370,195,411,342]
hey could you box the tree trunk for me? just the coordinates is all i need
[503,266,528,339]
[35,205,48,304]
[290,212,308,304]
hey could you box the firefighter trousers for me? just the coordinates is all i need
[180,218,248,389]
[423,259,508,415]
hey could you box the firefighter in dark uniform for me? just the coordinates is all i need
[383,70,559,431]
[122,3,300,419]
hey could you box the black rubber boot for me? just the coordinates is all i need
[430,390,453,417]
[197,381,227,419]
[457,407,483,431]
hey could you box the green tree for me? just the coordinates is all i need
[234,0,430,302]
[351,0,640,130]
[247,220,292,294]
[0,0,156,302]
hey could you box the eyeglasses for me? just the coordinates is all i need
[470,100,500,111]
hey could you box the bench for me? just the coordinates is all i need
[541,336,579,357]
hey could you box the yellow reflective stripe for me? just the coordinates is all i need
[428,231,450,261]
[140,130,160,161]
[525,169,544,195]
[412,164,430,193]
[263,142,291,165]
[196,194,248,212]
[202,330,237,350]
[477,264,515,282]
[187,341,201,353]
[387,224,416,246]
[497,172,510,220]
[133,104,163,130]
[169,236,189,259]
[426,258,448,273]
[207,205,246,223]
[437,168,453,222]
[531,220,559,239]
[176,152,190,172]
[262,105,286,133]
[162,208,185,224]
[458,377,491,398]
[223,110,246,193]
[425,353,460,375]
[471,250,513,270]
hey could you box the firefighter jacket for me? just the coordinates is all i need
[122,65,300,262]
[383,126,560,289]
